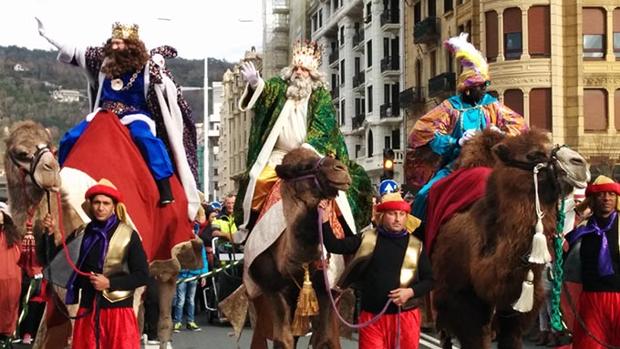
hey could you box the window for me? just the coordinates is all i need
[444,0,453,13]
[583,8,606,59]
[340,59,345,84]
[429,0,436,17]
[384,136,391,150]
[446,50,454,72]
[319,9,323,28]
[340,100,346,126]
[383,37,390,58]
[340,26,345,46]
[614,8,620,58]
[430,50,437,77]
[414,2,421,23]
[384,84,391,104]
[531,88,554,131]
[485,11,498,62]
[392,128,401,149]
[365,3,372,23]
[503,7,522,60]
[367,85,373,113]
[528,6,551,57]
[615,89,620,129]
[312,13,318,32]
[355,144,362,159]
[367,40,373,67]
[367,129,374,157]
[331,73,338,90]
[584,89,607,131]
[504,89,524,117]
[355,57,361,74]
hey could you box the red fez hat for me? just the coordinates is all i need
[85,178,123,203]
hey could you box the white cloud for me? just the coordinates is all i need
[0,0,264,61]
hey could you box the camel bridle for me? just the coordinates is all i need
[283,156,329,194]
[8,143,54,190]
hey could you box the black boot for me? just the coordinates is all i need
[156,178,174,205]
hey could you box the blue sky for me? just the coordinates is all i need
[1,0,264,61]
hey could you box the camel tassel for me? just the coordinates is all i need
[291,263,319,336]
[529,219,552,264]
[513,269,535,312]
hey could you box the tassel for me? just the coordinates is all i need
[291,263,319,336]
[513,269,535,312]
[529,218,552,264]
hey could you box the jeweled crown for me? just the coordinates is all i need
[291,40,322,71]
[111,22,140,41]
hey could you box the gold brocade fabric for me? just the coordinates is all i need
[251,165,279,211]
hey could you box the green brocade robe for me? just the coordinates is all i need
[234,77,372,230]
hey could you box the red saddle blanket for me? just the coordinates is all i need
[425,167,492,254]
[63,111,194,262]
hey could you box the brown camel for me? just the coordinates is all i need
[248,147,351,349]
[430,129,590,349]
[4,120,201,349]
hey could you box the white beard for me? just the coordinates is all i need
[286,75,313,101]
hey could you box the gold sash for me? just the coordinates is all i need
[102,223,134,303]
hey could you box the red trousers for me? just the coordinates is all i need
[572,291,620,349]
[359,309,421,349]
[72,306,139,349]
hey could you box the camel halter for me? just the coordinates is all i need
[8,143,53,190]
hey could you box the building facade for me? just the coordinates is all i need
[204,81,222,202]
[218,49,263,197]
[309,0,405,186]
[402,0,620,179]
[263,0,292,79]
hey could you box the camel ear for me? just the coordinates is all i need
[492,143,512,164]
[275,164,294,180]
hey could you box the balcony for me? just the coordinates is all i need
[329,50,339,65]
[380,9,400,29]
[352,31,365,48]
[428,72,456,98]
[380,103,400,119]
[398,87,425,108]
[352,114,365,129]
[380,56,400,73]
[414,17,440,45]
[353,72,365,88]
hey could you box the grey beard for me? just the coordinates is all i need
[286,75,313,101]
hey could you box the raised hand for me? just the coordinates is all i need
[240,61,260,88]
[35,17,61,49]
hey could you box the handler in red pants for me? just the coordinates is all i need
[566,175,620,349]
[43,179,148,349]
[322,191,433,349]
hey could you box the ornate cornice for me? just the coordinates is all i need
[583,75,620,87]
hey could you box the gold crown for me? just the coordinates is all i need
[291,40,322,71]
[111,22,140,41]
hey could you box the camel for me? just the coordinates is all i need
[4,119,202,349]
[247,147,351,349]
[428,129,590,349]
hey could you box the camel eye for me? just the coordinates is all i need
[526,151,546,161]
[14,150,31,160]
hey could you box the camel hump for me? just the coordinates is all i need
[61,112,194,262]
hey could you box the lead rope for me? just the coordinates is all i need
[317,208,401,348]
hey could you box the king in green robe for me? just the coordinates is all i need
[234,48,372,298]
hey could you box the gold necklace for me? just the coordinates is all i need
[111,72,139,91]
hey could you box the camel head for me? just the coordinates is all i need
[276,147,351,207]
[492,128,590,199]
[4,121,61,193]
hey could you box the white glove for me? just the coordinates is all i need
[489,125,505,134]
[240,61,260,89]
[36,17,62,49]
[458,129,477,146]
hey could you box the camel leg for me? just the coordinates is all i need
[495,312,525,349]
[267,292,294,349]
[310,273,341,349]
[33,287,72,349]
[434,290,492,349]
[156,278,176,349]
[250,296,273,349]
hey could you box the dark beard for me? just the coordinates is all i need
[102,49,142,78]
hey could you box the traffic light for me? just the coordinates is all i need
[381,148,395,180]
